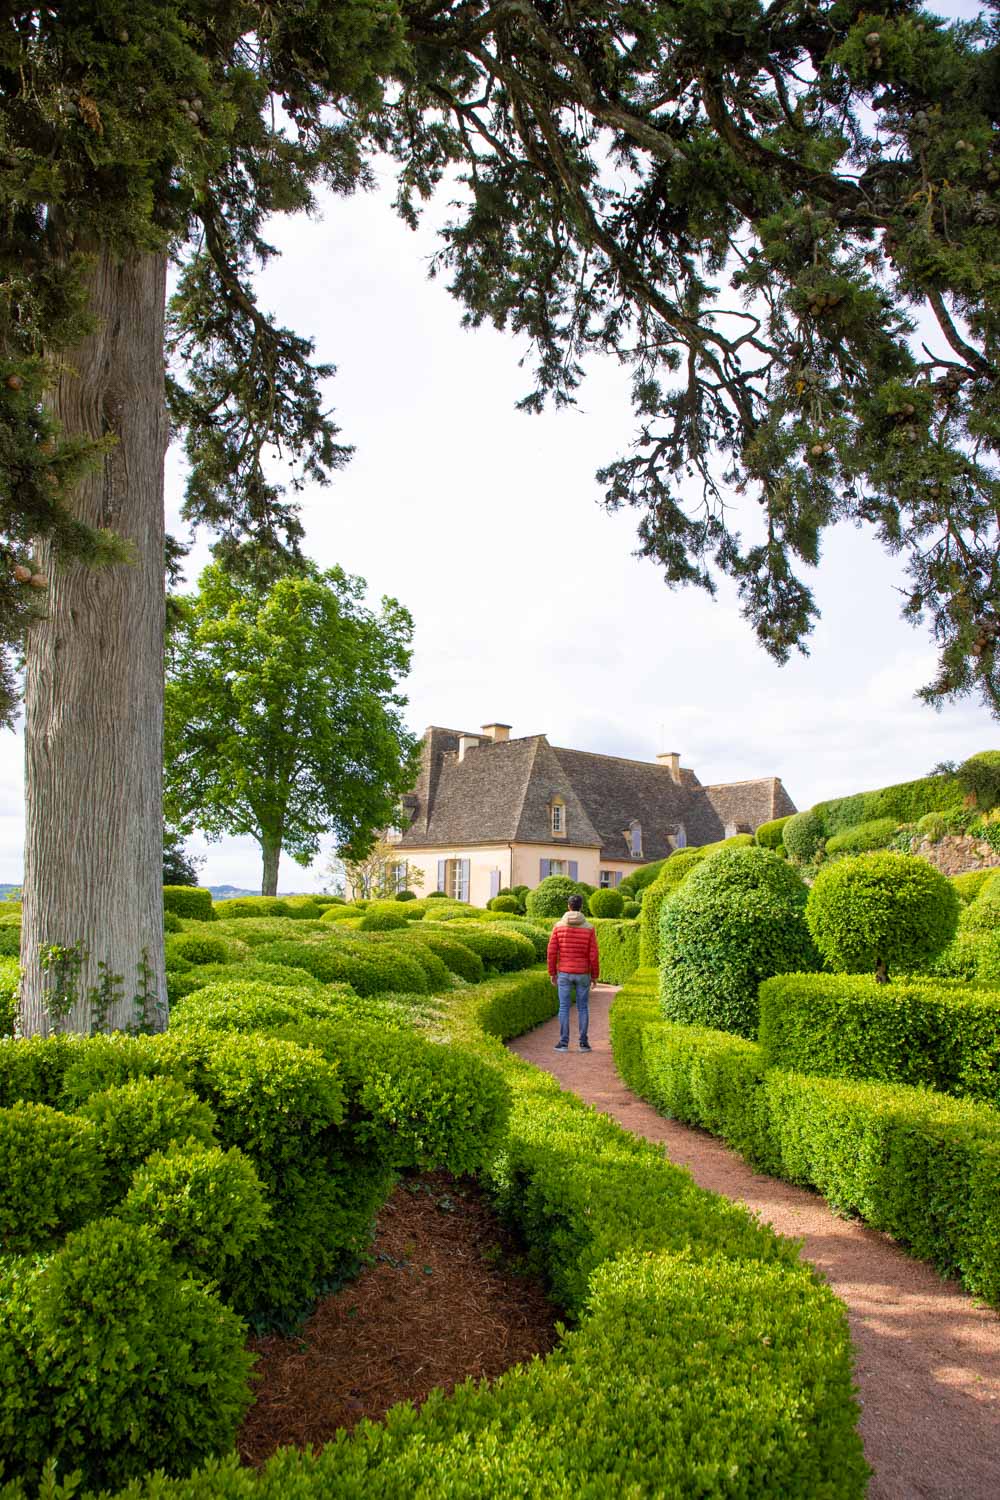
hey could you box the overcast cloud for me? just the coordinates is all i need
[2,55,995,891]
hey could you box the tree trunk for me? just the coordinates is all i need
[20,249,169,1036]
[261,834,282,897]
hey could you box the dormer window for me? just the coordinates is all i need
[550,797,566,837]
[629,821,642,857]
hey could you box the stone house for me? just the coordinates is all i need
[377,722,797,906]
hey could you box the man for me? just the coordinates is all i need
[546,893,600,1052]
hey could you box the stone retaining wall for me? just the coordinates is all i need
[911,834,1000,877]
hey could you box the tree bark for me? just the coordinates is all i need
[261,833,282,897]
[20,249,169,1036]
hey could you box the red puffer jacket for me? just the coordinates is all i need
[547,915,600,980]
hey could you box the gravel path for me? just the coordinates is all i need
[510,983,1000,1500]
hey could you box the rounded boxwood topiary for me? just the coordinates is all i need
[164,932,233,969]
[639,850,706,967]
[588,887,625,918]
[623,899,641,920]
[426,890,450,899]
[660,847,819,1037]
[782,809,825,863]
[525,875,583,918]
[0,1101,104,1251]
[78,1076,219,1203]
[358,908,409,932]
[488,894,522,913]
[805,852,960,981]
[754,815,791,850]
[824,817,899,856]
[395,889,417,901]
[408,931,485,983]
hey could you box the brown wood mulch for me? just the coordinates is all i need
[237,1171,560,1465]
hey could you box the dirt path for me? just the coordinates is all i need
[511,983,1000,1500]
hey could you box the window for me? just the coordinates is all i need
[445,858,469,902]
[548,859,567,877]
[550,797,565,836]
[630,822,642,857]
[599,870,623,889]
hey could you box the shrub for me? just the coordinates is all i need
[824,816,899,855]
[118,1142,269,1291]
[0,1032,79,1108]
[952,870,993,905]
[173,981,351,1034]
[622,899,640,919]
[0,1102,103,1250]
[782,809,825,862]
[958,872,1000,933]
[916,810,948,843]
[253,938,429,996]
[167,960,325,1005]
[612,969,1000,1307]
[618,859,667,899]
[489,918,549,961]
[425,924,535,973]
[78,1076,218,1203]
[638,851,706,967]
[426,890,450,899]
[213,896,293,919]
[163,910,183,934]
[408,930,485,983]
[957,750,1000,810]
[358,908,409,931]
[754,815,791,850]
[0,956,17,1035]
[162,886,215,921]
[487,894,522,913]
[320,903,365,924]
[164,932,232,969]
[806,852,960,979]
[210,916,324,946]
[0,1218,253,1488]
[588,887,624,918]
[758,972,1000,1103]
[660,848,818,1038]
[382,935,452,991]
[395,889,417,901]
[0,922,20,958]
[525,875,583,918]
[593,919,641,984]
[812,770,965,836]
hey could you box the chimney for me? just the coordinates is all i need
[457,734,480,762]
[480,723,511,743]
[657,751,681,781]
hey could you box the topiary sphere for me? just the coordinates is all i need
[623,899,641,919]
[588,887,624,918]
[525,874,582,918]
[782,809,825,863]
[488,894,522,913]
[358,909,409,931]
[660,847,818,1037]
[394,889,417,901]
[805,851,960,980]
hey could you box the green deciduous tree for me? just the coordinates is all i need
[165,563,418,895]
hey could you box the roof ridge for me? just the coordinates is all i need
[510,735,546,838]
[702,776,781,790]
[552,745,679,770]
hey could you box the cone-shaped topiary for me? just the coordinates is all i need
[660,847,819,1037]
[805,852,960,982]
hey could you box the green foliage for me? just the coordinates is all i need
[754,816,791,850]
[0,1033,77,1108]
[660,849,818,1037]
[525,875,586,918]
[408,931,485,983]
[213,897,293,919]
[381,936,452,991]
[612,970,1000,1306]
[0,923,20,958]
[593,919,641,984]
[253,938,430,996]
[165,565,419,891]
[812,773,965,838]
[489,919,549,962]
[358,908,409,931]
[916,811,948,843]
[164,931,232,968]
[0,957,17,1035]
[422,924,536,973]
[172,981,350,1034]
[956,873,1000,933]
[0,1219,253,1488]
[759,973,1000,1104]
[163,887,215,922]
[956,752,1000,810]
[0,1103,103,1251]
[166,960,325,1005]
[806,852,960,977]
[395,890,417,902]
[118,1142,269,1292]
[487,894,522,913]
[782,809,825,863]
[824,816,898,855]
[638,850,706,967]
[163,910,183,934]
[952,870,993,905]
[623,899,640,919]
[617,859,667,899]
[588,887,624,918]
[77,1077,218,1204]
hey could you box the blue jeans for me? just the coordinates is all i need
[557,972,591,1046]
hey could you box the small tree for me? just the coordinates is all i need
[165,564,419,895]
[806,852,960,983]
[162,829,202,888]
[342,837,423,901]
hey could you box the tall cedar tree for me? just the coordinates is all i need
[2,0,998,1029]
[164,564,418,895]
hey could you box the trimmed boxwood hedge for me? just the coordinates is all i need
[824,817,898,855]
[407,930,485,983]
[0,1101,104,1251]
[812,770,964,837]
[0,956,18,1036]
[758,972,1000,1104]
[754,815,791,850]
[162,886,215,921]
[612,968,1000,1306]
[593,918,641,984]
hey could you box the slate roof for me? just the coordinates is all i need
[397,727,797,864]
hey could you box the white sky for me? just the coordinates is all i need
[2,26,996,892]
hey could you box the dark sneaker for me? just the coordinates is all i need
[579,1041,592,1052]
[554,1042,568,1051]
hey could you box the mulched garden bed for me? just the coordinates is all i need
[238,1171,560,1464]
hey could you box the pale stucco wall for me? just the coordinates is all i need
[512,844,602,888]
[400,846,514,908]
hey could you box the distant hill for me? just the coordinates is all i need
[208,885,320,898]
[0,885,20,901]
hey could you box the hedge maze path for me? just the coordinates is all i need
[511,984,1000,1500]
